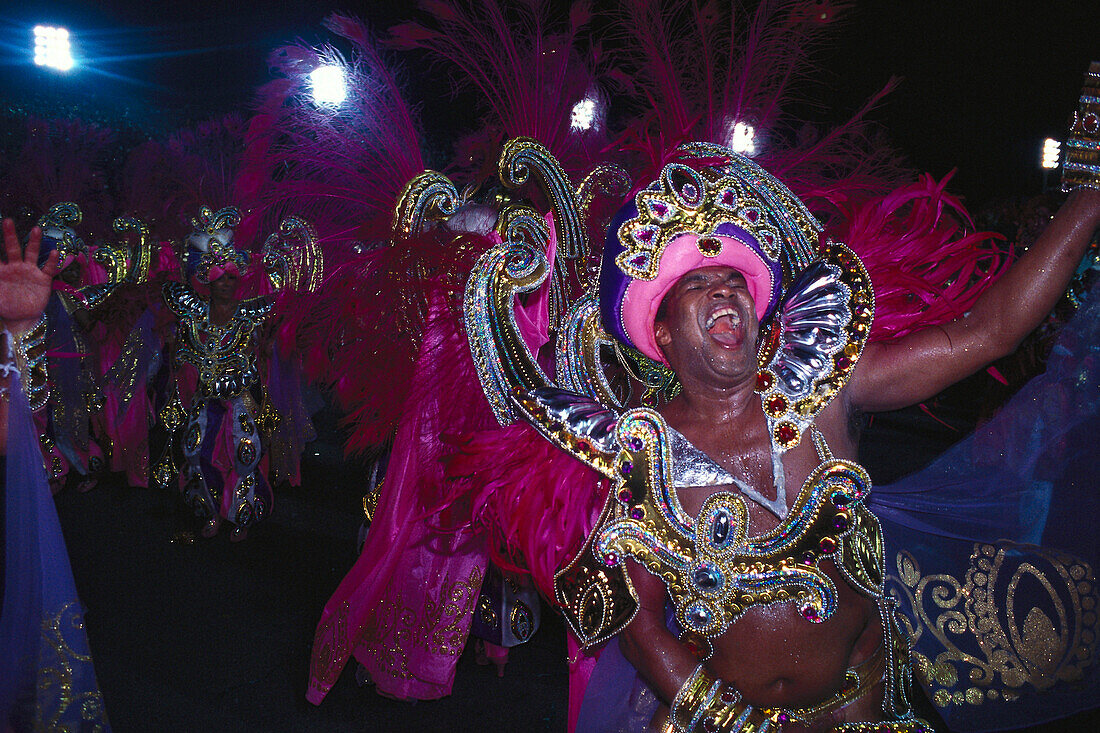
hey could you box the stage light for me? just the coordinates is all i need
[1041,138,1061,170]
[310,65,347,107]
[570,98,597,132]
[33,25,74,71]
[729,121,756,156]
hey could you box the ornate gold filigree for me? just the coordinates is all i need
[261,216,324,293]
[392,170,462,235]
[309,601,351,692]
[37,202,88,263]
[112,215,153,284]
[555,292,624,410]
[890,542,1100,711]
[464,239,552,425]
[498,137,587,260]
[358,564,484,683]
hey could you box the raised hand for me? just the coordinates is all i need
[0,218,60,334]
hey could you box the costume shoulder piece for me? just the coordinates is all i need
[237,297,274,323]
[163,280,205,319]
[461,139,877,648]
[37,204,155,310]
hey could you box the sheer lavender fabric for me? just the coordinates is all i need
[0,371,109,730]
[872,280,1100,731]
[264,352,318,487]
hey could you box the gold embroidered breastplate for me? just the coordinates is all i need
[163,282,272,400]
[592,420,882,639]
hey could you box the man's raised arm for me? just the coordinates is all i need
[849,187,1100,413]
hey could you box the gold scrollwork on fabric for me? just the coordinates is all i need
[34,602,109,731]
[309,601,351,692]
[358,564,485,683]
[890,542,1100,711]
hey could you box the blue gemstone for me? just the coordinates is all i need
[693,566,723,590]
[687,603,712,629]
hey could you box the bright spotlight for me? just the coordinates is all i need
[33,25,74,72]
[570,98,597,131]
[310,65,347,107]
[729,121,756,156]
[1041,138,1061,170]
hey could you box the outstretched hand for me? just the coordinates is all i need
[0,218,60,335]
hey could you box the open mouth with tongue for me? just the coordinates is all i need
[704,305,744,346]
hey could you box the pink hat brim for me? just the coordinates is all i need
[621,233,776,363]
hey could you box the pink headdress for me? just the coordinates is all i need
[600,145,820,363]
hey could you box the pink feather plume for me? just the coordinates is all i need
[387,0,609,177]
[830,172,1012,342]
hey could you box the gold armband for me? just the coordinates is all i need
[10,314,50,411]
[1063,61,1100,193]
[670,665,779,733]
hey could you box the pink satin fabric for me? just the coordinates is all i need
[308,293,494,702]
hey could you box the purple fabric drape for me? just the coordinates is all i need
[1,371,109,730]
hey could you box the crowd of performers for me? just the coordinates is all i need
[4,2,1100,732]
[2,200,321,534]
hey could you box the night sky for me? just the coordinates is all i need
[2,1,1098,208]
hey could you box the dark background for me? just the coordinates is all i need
[4,2,1099,731]
[2,1,1099,208]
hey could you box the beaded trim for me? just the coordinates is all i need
[1064,62,1100,193]
[755,241,873,452]
[8,314,50,411]
[163,283,272,400]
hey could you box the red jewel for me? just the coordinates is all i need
[702,719,718,733]
[617,488,634,504]
[767,395,787,413]
[576,439,591,454]
[776,423,797,444]
[818,536,837,554]
[756,371,774,391]
[836,356,851,370]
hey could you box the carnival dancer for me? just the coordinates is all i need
[35,204,109,494]
[309,61,1100,733]
[300,1,1094,726]
[448,71,1100,731]
[306,0,902,711]
[162,206,320,542]
[0,218,110,731]
[294,4,617,699]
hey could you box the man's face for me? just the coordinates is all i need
[209,271,239,301]
[654,265,760,386]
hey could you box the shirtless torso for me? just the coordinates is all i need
[659,394,883,729]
